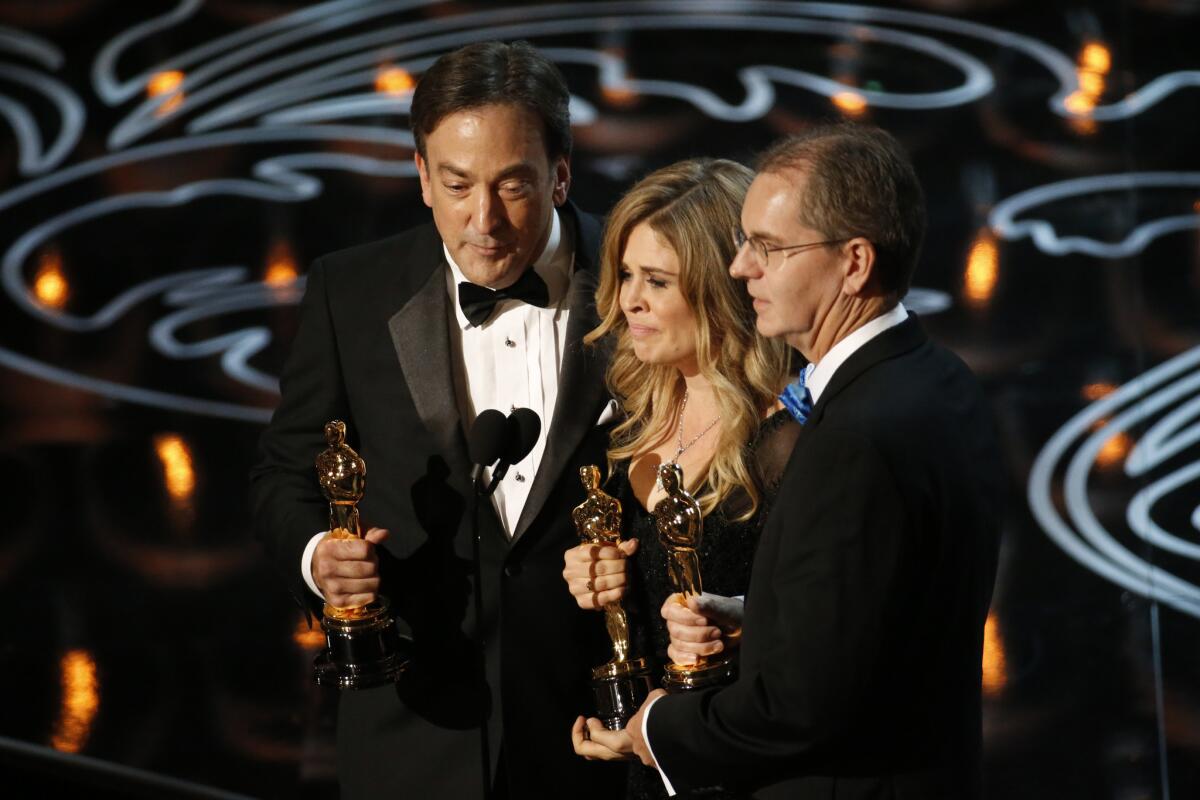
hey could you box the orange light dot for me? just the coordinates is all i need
[1080,42,1112,74]
[981,612,1008,698]
[51,650,100,754]
[265,241,299,286]
[1064,91,1096,115]
[375,66,415,96]
[33,249,69,309]
[963,231,999,308]
[832,90,868,117]
[293,617,326,650]
[147,70,185,97]
[1082,382,1118,402]
[1070,117,1099,137]
[1096,430,1133,469]
[154,434,196,503]
[1078,70,1105,98]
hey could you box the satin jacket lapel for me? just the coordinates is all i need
[806,312,926,428]
[511,207,607,542]
[387,254,470,472]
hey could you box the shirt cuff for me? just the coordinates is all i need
[641,694,677,796]
[301,531,327,600]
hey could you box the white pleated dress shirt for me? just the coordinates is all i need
[443,208,574,538]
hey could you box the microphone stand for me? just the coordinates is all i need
[468,467,494,800]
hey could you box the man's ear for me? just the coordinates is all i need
[841,237,878,297]
[415,151,433,209]
[552,156,571,206]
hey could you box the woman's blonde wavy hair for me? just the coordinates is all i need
[585,158,790,520]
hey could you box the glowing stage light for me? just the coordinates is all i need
[1064,90,1097,115]
[265,240,300,287]
[51,650,100,754]
[154,434,196,504]
[1067,41,1111,135]
[981,612,1008,697]
[147,70,186,118]
[293,617,326,650]
[1082,382,1118,401]
[33,249,69,309]
[832,90,868,117]
[1081,42,1113,74]
[375,66,415,96]
[1095,430,1134,470]
[963,231,999,308]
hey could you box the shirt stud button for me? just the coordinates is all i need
[504,337,516,348]
[515,472,526,482]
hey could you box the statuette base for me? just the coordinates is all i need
[590,656,653,730]
[662,656,736,692]
[313,596,410,690]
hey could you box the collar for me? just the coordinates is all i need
[806,302,909,403]
[444,209,571,330]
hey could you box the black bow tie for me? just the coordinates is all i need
[458,267,550,327]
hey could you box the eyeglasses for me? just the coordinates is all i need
[732,227,848,265]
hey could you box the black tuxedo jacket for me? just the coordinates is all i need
[250,206,624,799]
[647,314,1004,799]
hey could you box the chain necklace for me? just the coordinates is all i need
[671,389,722,464]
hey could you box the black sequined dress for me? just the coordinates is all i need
[607,411,801,800]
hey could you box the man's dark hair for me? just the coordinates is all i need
[411,41,572,162]
[756,123,926,298]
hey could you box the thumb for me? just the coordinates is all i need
[689,593,736,626]
[618,538,639,557]
[364,527,391,545]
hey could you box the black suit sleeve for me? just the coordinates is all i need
[647,426,913,792]
[249,257,351,615]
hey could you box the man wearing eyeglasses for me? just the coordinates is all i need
[618,124,1005,799]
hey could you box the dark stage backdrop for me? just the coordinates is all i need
[0,1,1197,798]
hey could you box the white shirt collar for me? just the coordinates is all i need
[444,208,570,330]
[806,302,909,404]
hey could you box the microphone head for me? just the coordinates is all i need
[468,409,508,466]
[504,408,542,465]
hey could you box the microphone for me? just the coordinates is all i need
[468,409,508,491]
[489,408,542,486]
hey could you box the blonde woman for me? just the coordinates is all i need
[562,158,800,798]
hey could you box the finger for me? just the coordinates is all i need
[328,591,377,608]
[363,527,390,545]
[666,620,722,643]
[617,538,639,556]
[571,716,590,756]
[323,576,380,595]
[586,543,628,561]
[670,638,725,659]
[592,587,625,608]
[563,558,628,580]
[568,573,626,597]
[585,719,633,754]
[661,600,709,627]
[588,559,630,577]
[667,644,698,665]
[576,586,625,610]
[320,539,375,562]
[563,544,599,566]
[330,560,380,580]
[573,739,627,761]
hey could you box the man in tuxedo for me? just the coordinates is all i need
[250,42,622,799]
[620,125,1004,798]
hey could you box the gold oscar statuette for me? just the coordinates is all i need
[312,420,409,689]
[572,465,653,729]
[654,462,736,691]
